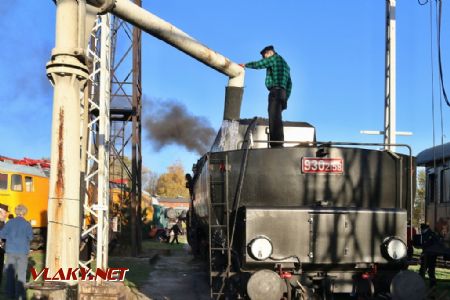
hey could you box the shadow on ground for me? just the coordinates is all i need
[140,245,210,300]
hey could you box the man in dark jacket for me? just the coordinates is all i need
[240,45,292,148]
[418,223,439,287]
[0,203,8,285]
[170,221,182,245]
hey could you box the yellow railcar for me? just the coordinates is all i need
[0,159,150,248]
[0,161,49,248]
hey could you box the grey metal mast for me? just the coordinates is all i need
[384,0,397,151]
[361,0,411,149]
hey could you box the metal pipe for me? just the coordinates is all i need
[46,0,89,284]
[87,0,244,87]
[384,0,396,151]
[87,0,244,122]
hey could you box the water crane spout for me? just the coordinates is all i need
[87,0,245,121]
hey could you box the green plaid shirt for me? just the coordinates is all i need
[245,53,292,99]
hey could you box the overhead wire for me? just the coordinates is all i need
[429,0,437,223]
[429,0,436,156]
[437,0,450,107]
[436,0,447,167]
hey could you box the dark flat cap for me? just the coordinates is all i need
[260,45,275,56]
[0,203,8,212]
[420,223,429,231]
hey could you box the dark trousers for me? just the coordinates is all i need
[419,252,437,286]
[268,88,286,148]
[5,253,28,299]
[0,248,4,285]
[170,234,179,244]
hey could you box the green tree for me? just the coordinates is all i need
[156,162,189,198]
[413,169,426,228]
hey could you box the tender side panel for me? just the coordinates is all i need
[244,208,407,266]
[222,147,412,209]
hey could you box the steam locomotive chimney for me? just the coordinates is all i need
[88,0,244,121]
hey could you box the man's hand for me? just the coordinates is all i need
[238,63,245,68]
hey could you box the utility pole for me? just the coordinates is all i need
[361,0,412,149]
[384,0,396,151]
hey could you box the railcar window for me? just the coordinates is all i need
[442,169,450,203]
[426,173,435,203]
[0,173,7,190]
[11,174,22,192]
[25,176,33,192]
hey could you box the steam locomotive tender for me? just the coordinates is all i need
[187,118,414,299]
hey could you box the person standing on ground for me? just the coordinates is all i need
[240,45,292,148]
[0,204,33,299]
[0,203,8,285]
[170,221,182,245]
[418,223,439,287]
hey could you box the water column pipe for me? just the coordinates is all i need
[45,0,96,284]
[87,0,245,121]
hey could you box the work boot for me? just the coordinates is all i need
[429,279,437,288]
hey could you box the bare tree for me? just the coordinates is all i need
[413,169,426,227]
[142,166,158,195]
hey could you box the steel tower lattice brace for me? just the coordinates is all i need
[80,12,112,274]
[109,0,143,257]
[131,1,143,255]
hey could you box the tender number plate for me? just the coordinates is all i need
[301,158,344,174]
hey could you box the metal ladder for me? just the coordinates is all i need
[208,155,232,300]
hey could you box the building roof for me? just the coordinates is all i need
[157,196,190,203]
[416,142,450,166]
[0,161,48,177]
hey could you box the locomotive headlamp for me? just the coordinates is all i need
[381,237,407,261]
[248,236,273,261]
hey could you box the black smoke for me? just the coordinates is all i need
[144,97,216,155]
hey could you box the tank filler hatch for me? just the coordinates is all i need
[210,118,316,152]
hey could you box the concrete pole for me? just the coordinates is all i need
[46,0,89,282]
[384,0,396,151]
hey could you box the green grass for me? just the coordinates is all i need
[141,236,187,252]
[24,237,187,290]
[27,250,45,281]
[108,256,153,288]
[109,237,188,288]
[25,249,151,297]
[408,264,450,297]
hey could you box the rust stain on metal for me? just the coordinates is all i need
[50,107,65,271]
[55,108,65,200]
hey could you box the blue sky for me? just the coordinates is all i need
[1,0,449,175]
